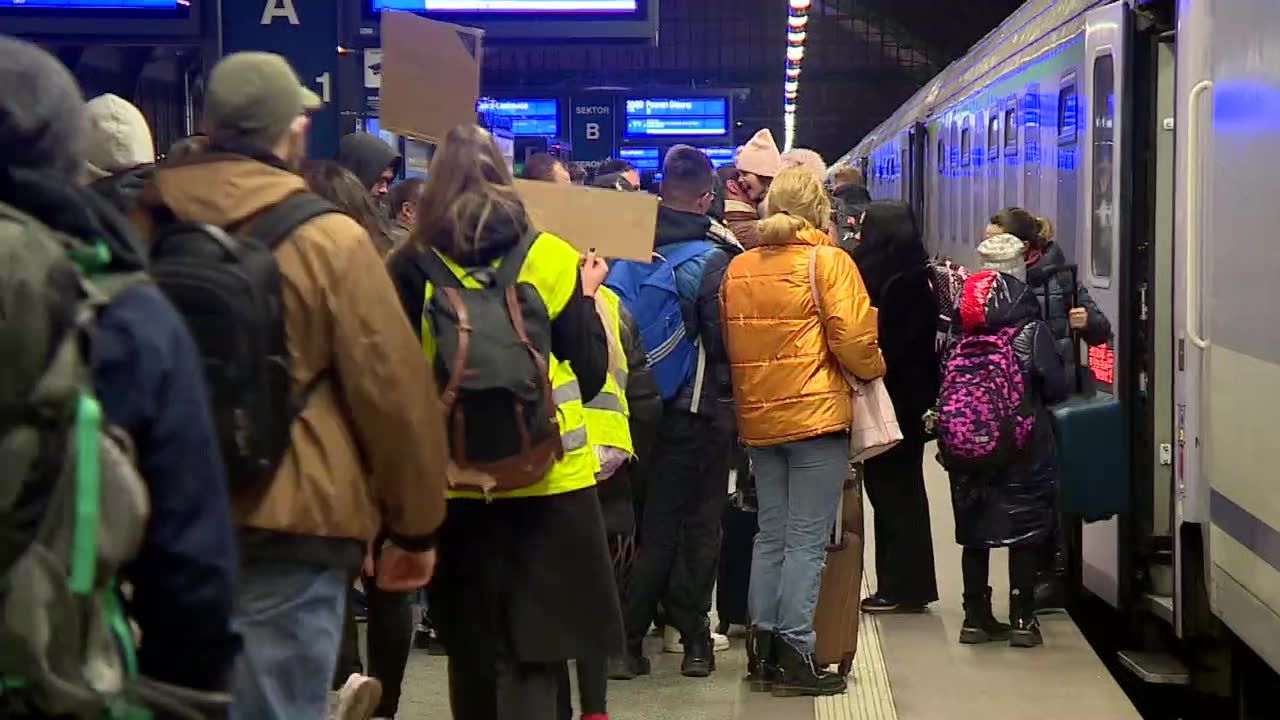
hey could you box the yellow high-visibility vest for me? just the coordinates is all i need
[421,232,595,500]
[584,287,634,459]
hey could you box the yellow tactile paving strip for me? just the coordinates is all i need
[814,577,899,720]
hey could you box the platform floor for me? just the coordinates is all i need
[393,450,1143,719]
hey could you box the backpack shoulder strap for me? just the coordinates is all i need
[493,230,538,289]
[416,248,465,291]
[246,192,342,251]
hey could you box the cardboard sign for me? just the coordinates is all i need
[379,11,484,144]
[515,179,657,261]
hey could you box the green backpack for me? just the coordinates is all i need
[0,200,153,719]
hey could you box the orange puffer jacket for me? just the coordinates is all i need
[721,226,886,447]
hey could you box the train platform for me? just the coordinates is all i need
[394,451,1142,719]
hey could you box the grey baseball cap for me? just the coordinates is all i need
[203,52,322,147]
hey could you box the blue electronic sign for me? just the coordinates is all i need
[477,99,560,137]
[617,147,661,171]
[624,98,729,138]
[373,0,638,11]
[697,146,736,168]
[0,0,179,6]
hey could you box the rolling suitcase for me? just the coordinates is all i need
[717,446,757,631]
[1039,265,1127,522]
[813,464,865,677]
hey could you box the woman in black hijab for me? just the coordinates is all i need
[851,201,941,614]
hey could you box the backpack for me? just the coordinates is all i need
[604,240,712,403]
[0,202,152,719]
[149,192,338,490]
[417,233,563,494]
[927,259,969,368]
[935,326,1035,472]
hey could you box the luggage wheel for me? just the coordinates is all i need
[838,654,854,677]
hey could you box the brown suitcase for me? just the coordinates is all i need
[813,464,865,677]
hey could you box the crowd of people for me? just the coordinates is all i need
[0,41,1112,720]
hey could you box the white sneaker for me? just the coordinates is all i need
[662,625,731,653]
[334,674,382,720]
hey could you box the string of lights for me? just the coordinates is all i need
[783,0,810,151]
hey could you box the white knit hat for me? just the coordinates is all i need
[977,233,1027,282]
[83,93,155,180]
[735,128,782,178]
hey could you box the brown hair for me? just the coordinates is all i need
[414,124,529,263]
[521,152,566,182]
[302,159,394,257]
[833,164,864,188]
[990,206,1050,250]
[758,166,832,246]
[660,145,715,206]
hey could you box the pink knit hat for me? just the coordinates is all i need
[735,128,782,178]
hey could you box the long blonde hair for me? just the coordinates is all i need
[758,166,832,245]
[413,124,529,263]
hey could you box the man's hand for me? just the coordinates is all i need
[375,545,437,592]
[581,249,609,297]
[1068,307,1088,330]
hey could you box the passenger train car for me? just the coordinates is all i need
[833,0,1280,708]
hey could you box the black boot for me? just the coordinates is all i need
[609,640,651,680]
[745,627,777,691]
[959,587,1011,644]
[1009,588,1043,648]
[770,636,846,697]
[681,634,715,678]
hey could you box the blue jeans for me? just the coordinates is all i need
[231,561,348,720]
[747,433,848,652]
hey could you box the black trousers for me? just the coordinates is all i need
[961,545,1039,597]
[448,655,561,720]
[863,438,940,605]
[624,411,729,650]
[334,578,414,717]
[555,659,608,719]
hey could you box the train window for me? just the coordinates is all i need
[1004,106,1018,156]
[1024,86,1042,210]
[987,114,1000,160]
[960,127,971,167]
[901,148,910,203]
[1058,78,1078,145]
[1091,53,1116,281]
[938,138,946,174]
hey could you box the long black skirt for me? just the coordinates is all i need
[431,486,625,666]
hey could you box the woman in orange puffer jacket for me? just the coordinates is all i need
[720,167,885,697]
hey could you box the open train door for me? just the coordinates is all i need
[1073,1,1133,609]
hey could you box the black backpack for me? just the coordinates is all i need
[150,192,338,490]
[417,234,563,494]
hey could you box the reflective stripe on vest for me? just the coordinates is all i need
[420,232,596,500]
[583,287,634,457]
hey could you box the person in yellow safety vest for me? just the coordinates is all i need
[385,124,624,720]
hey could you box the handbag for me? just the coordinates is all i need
[808,248,902,463]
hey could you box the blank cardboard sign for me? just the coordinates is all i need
[380,11,484,144]
[515,179,658,261]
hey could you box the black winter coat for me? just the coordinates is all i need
[948,275,1069,549]
[876,267,940,443]
[1026,243,1112,372]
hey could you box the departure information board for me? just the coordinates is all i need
[697,146,736,168]
[373,1,638,12]
[0,0,180,7]
[624,98,729,138]
[0,0,199,36]
[477,99,559,137]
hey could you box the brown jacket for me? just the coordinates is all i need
[721,226,886,447]
[135,155,447,557]
[723,198,762,250]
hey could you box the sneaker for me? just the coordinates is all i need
[608,653,650,681]
[333,674,382,720]
[665,625,731,653]
[860,595,927,614]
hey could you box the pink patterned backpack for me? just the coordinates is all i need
[935,326,1035,471]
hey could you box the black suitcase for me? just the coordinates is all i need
[716,446,756,630]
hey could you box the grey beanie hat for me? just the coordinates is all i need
[0,36,86,181]
[978,233,1028,282]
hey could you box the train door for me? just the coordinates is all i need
[910,122,927,224]
[1079,1,1131,609]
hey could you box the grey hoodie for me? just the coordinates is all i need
[337,132,401,191]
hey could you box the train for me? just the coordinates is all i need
[831,0,1280,712]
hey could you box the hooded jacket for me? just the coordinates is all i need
[82,94,156,216]
[1026,242,1112,372]
[721,226,886,447]
[723,198,762,250]
[133,151,448,568]
[0,167,240,691]
[653,206,743,429]
[337,132,402,191]
[948,271,1068,548]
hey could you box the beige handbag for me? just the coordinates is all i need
[808,248,902,463]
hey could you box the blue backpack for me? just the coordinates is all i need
[605,241,712,403]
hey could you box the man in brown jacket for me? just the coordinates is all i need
[133,52,448,720]
[723,128,782,249]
